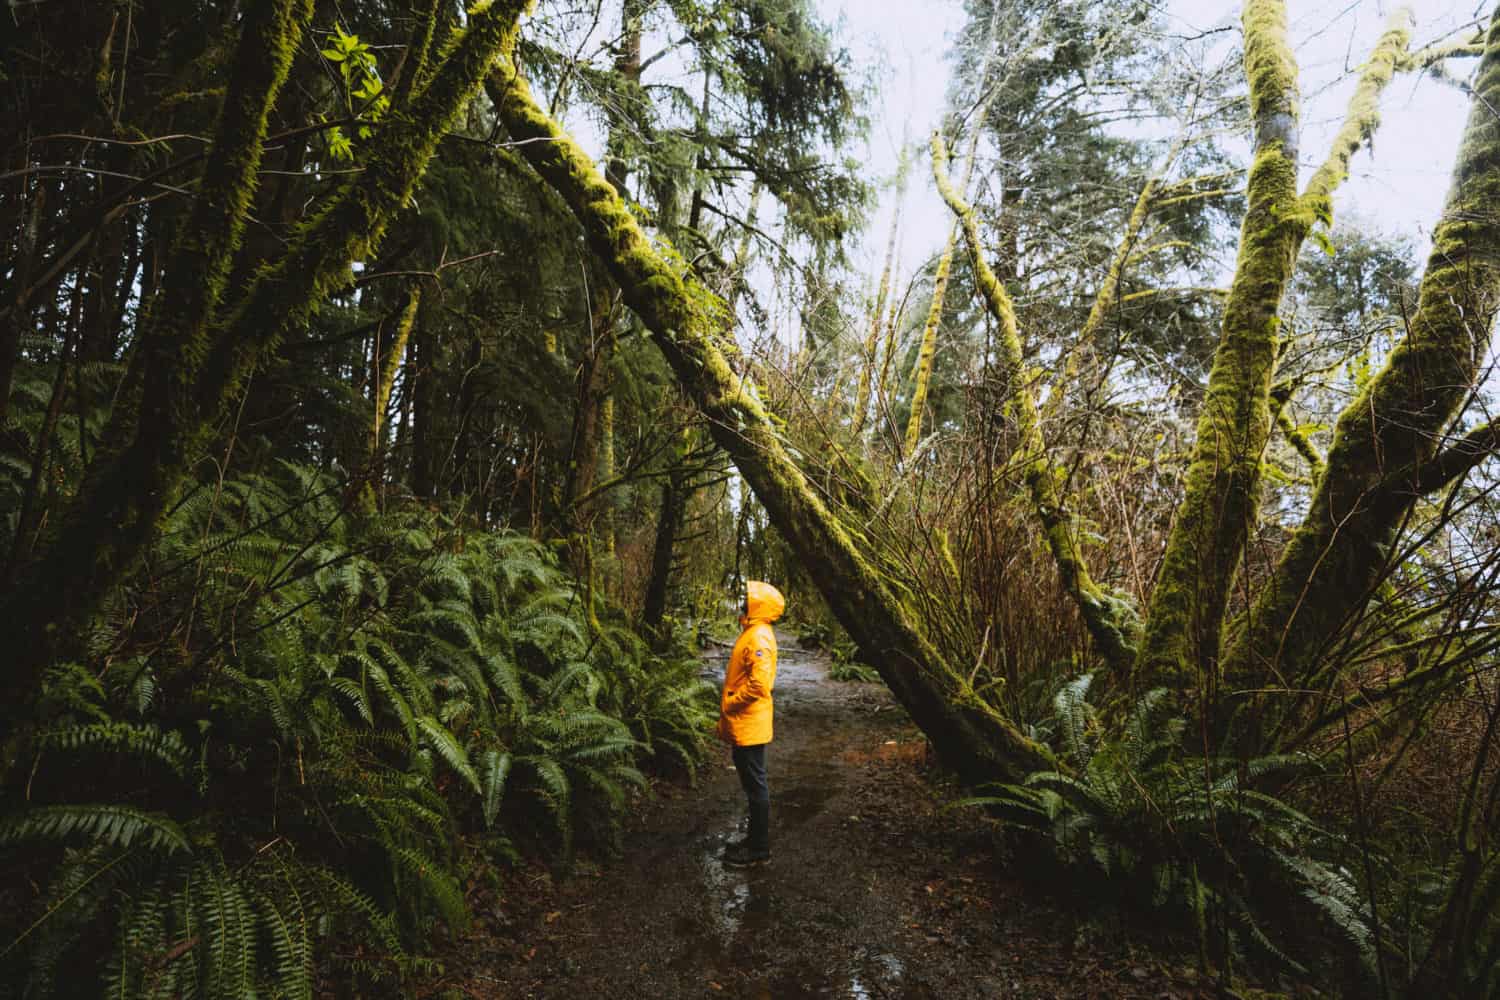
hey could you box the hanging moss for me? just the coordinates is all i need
[489,55,1055,782]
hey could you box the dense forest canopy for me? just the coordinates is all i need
[2,0,1499,995]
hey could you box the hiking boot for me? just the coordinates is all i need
[724,800,770,866]
[723,840,770,867]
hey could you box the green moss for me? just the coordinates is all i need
[1133,0,1415,692]
[490,59,1056,783]
[1301,12,1412,213]
[904,222,958,458]
[1223,10,1500,727]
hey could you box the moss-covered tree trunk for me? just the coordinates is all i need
[854,139,907,436]
[0,0,534,717]
[1134,2,1411,690]
[358,285,421,512]
[1223,8,1500,734]
[489,57,1054,782]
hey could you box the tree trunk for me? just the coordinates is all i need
[489,59,1054,782]
[642,465,689,640]
[1134,4,1412,690]
[359,285,421,511]
[1223,9,1500,736]
[562,282,612,534]
[0,182,47,427]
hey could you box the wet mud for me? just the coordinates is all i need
[435,642,1213,999]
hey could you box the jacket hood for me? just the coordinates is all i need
[743,580,785,625]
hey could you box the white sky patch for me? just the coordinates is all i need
[824,0,1483,298]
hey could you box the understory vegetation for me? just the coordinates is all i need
[4,0,1500,996]
[0,462,715,996]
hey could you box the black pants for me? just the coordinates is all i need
[731,743,770,851]
[731,743,769,806]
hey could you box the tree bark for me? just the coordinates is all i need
[642,463,689,639]
[359,285,421,511]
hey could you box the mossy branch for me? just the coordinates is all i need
[1223,6,1500,730]
[1403,32,1487,72]
[1404,418,1500,496]
[488,55,1055,781]
[1272,403,1325,477]
[1040,138,1185,428]
[933,132,1139,673]
[1300,10,1414,221]
[1135,0,1310,690]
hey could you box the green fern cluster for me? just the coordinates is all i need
[1,463,714,997]
[959,676,1377,985]
[0,339,122,543]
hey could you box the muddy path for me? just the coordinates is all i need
[435,643,1211,999]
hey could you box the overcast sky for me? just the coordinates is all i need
[819,0,1487,288]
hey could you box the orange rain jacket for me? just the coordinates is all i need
[717,580,785,746]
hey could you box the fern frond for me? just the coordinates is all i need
[36,722,190,779]
[1,805,190,854]
[415,716,481,795]
[480,750,512,829]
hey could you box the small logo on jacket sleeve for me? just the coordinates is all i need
[754,650,764,657]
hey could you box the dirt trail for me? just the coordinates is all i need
[438,642,1207,999]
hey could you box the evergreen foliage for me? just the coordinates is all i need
[0,464,714,996]
[959,678,1376,980]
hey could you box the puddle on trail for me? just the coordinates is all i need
[663,784,920,999]
[676,641,925,998]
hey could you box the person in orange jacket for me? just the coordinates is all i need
[717,579,784,866]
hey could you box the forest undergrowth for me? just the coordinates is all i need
[0,462,717,997]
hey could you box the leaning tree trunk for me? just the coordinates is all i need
[1222,6,1500,742]
[1134,2,1413,691]
[487,55,1054,783]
